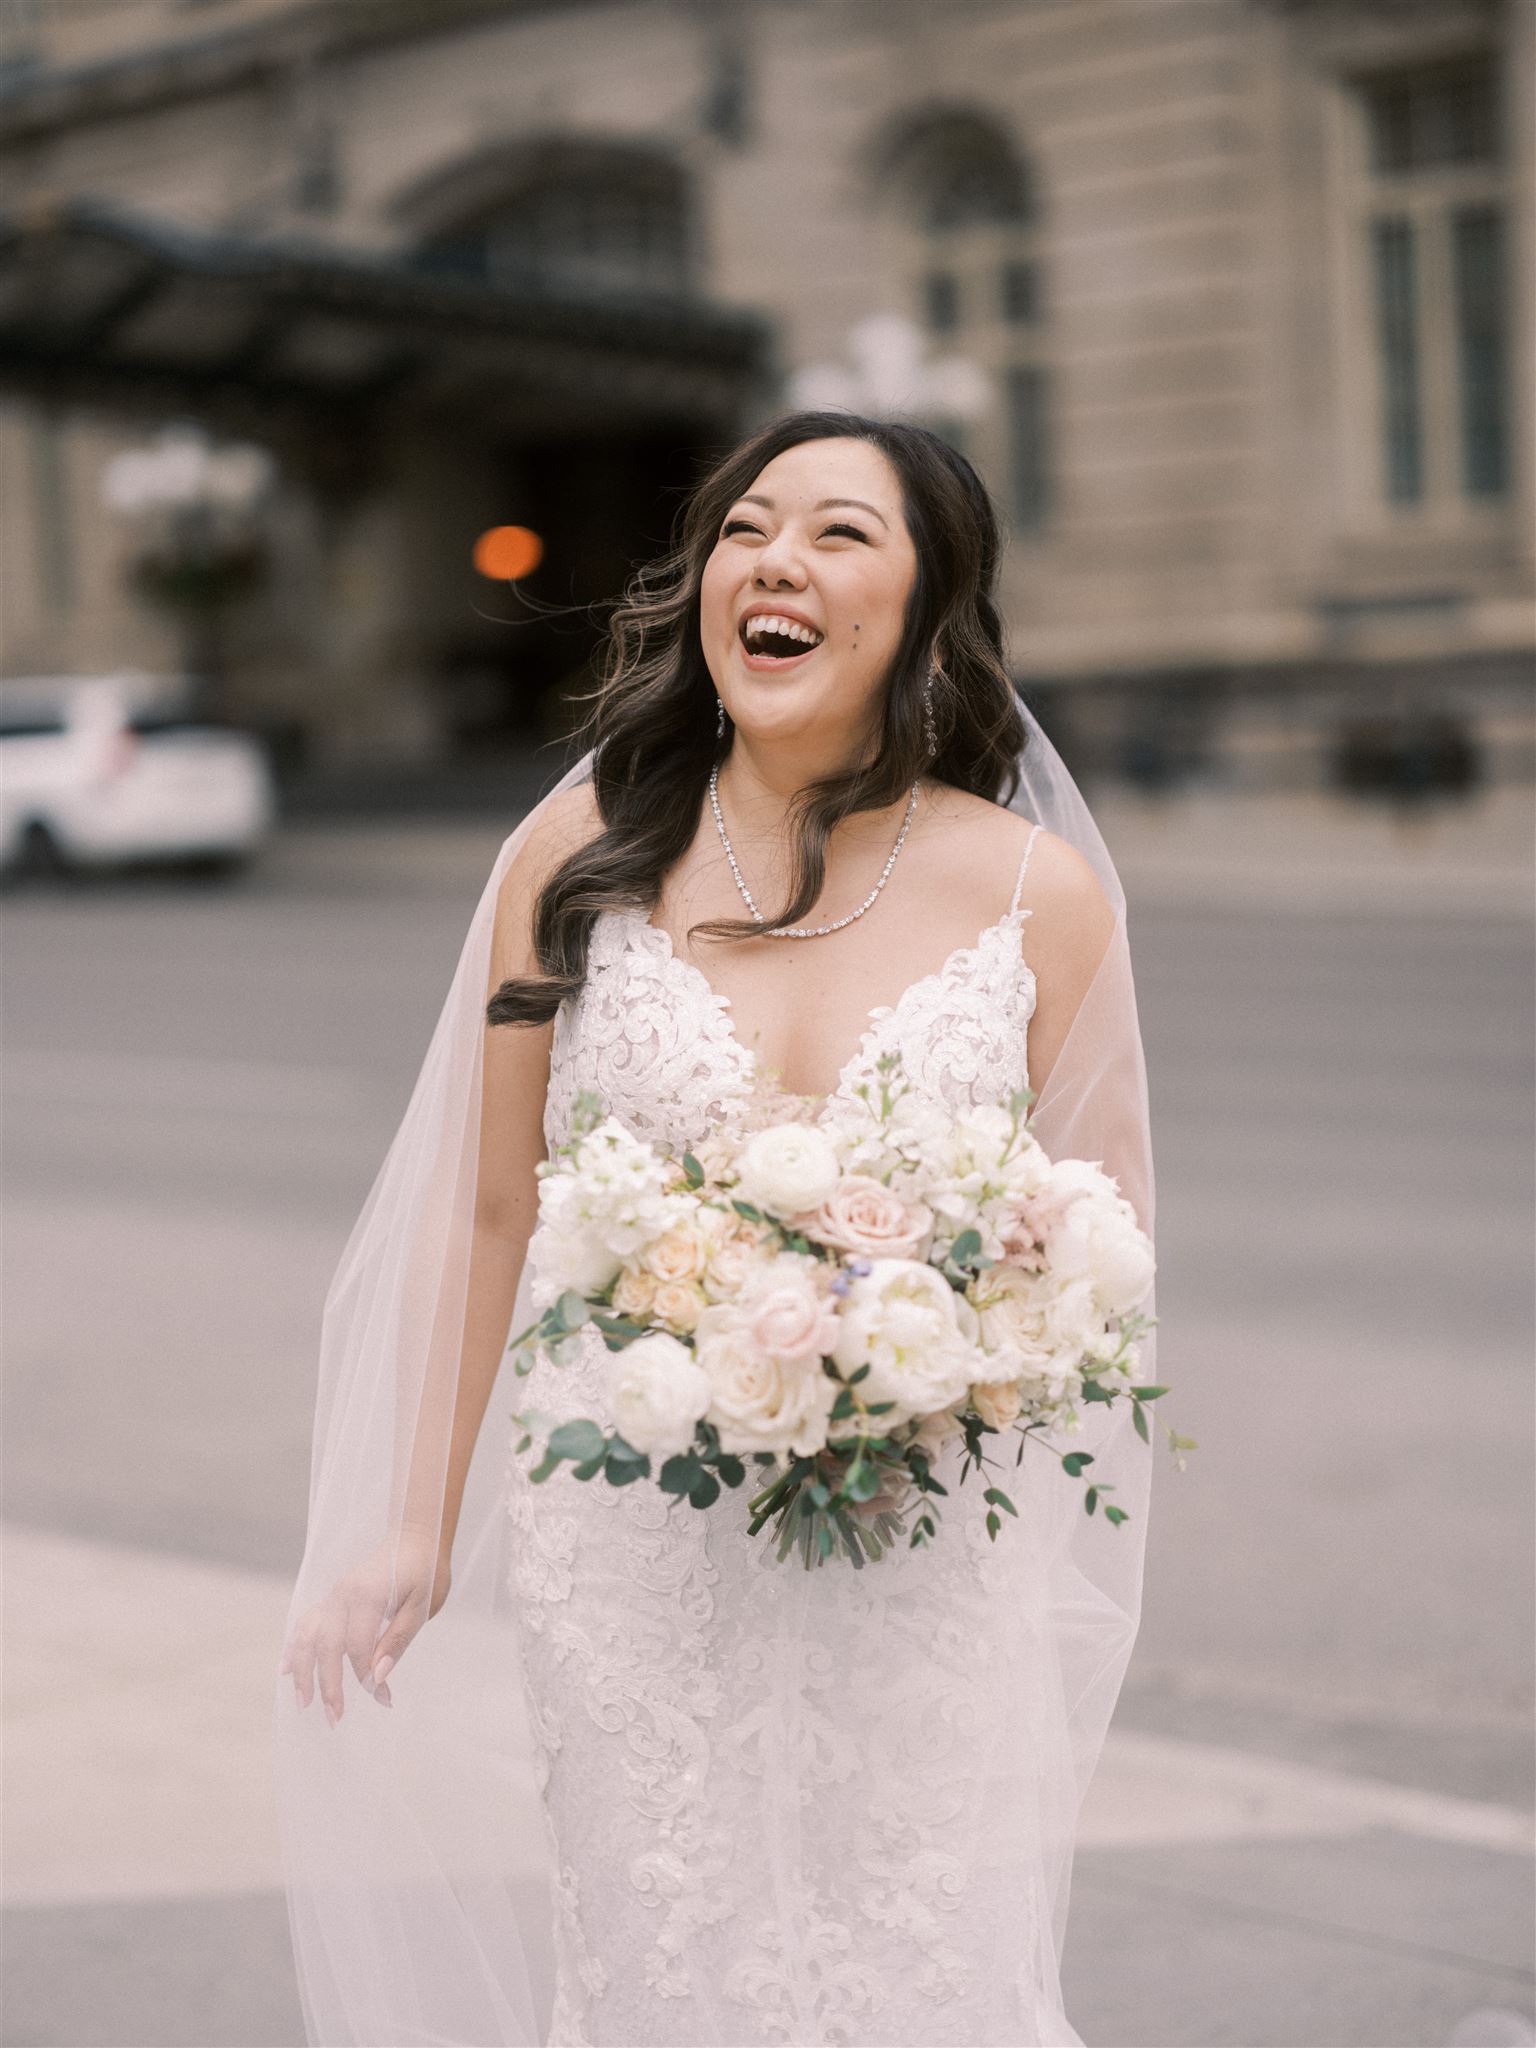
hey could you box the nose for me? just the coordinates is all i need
[752,526,809,591]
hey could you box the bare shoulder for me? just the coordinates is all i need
[920,782,1114,937]
[492,779,603,978]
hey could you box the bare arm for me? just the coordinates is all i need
[430,779,603,1558]
[284,783,600,1720]
[1020,829,1118,1103]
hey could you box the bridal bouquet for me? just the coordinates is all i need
[508,1054,1174,1566]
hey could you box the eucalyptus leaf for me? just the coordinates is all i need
[547,1419,606,1463]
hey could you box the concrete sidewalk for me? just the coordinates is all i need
[4,1525,1531,2048]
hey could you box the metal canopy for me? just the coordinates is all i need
[0,201,768,438]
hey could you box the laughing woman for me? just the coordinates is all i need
[276,412,1156,2048]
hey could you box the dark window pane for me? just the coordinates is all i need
[1452,204,1510,496]
[1006,365,1050,530]
[1370,216,1423,503]
[1000,260,1039,324]
[0,717,66,740]
[924,272,960,333]
[1363,56,1499,173]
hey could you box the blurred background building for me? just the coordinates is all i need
[0,0,1531,793]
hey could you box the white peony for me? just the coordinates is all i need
[830,1258,979,1424]
[1043,1165,1155,1317]
[529,1211,622,1306]
[734,1121,841,1218]
[608,1331,710,1460]
[695,1300,836,1457]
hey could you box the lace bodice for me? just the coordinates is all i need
[543,825,1043,1155]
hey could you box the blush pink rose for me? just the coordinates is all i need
[801,1174,934,1262]
[742,1262,841,1365]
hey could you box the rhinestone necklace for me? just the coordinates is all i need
[708,761,920,939]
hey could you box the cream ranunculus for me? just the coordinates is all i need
[608,1332,710,1460]
[695,1301,836,1457]
[830,1258,978,1423]
[734,1121,841,1218]
[801,1174,934,1262]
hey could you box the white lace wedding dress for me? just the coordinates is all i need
[504,828,1085,2048]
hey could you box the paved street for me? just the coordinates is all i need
[3,787,1533,2048]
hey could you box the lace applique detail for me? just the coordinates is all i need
[544,903,1036,1154]
[544,914,753,1155]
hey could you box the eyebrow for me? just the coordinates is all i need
[738,493,890,531]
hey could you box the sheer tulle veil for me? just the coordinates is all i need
[272,699,1156,2046]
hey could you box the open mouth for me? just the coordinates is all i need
[739,613,825,661]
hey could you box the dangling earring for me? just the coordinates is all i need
[716,694,727,739]
[921,668,939,762]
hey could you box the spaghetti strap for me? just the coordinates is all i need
[1008,821,1045,916]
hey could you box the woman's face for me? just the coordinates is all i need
[699,436,919,758]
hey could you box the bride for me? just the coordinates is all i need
[275,412,1156,2048]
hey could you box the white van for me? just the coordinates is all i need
[0,673,276,876]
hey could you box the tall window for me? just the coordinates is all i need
[890,114,1049,533]
[418,152,692,298]
[1352,55,1511,513]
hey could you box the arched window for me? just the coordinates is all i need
[883,112,1050,533]
[414,146,693,298]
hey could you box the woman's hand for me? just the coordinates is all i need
[280,1528,452,1725]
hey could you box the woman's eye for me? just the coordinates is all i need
[721,519,762,538]
[822,522,869,542]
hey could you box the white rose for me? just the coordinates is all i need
[611,1265,659,1317]
[642,1220,710,1284]
[608,1332,710,1460]
[830,1258,978,1423]
[652,1278,707,1333]
[695,1301,836,1457]
[734,1122,841,1218]
[970,1380,1024,1431]
[701,1214,770,1303]
[973,1264,1092,1394]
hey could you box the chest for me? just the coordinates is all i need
[543,908,1038,1154]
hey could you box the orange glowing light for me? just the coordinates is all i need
[473,525,544,581]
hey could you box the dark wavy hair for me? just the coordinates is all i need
[488,409,1026,1028]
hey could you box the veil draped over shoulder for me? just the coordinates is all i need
[272,697,1157,2047]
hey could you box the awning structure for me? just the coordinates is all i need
[0,200,769,440]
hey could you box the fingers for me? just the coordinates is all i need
[315,1608,348,1727]
[286,1613,319,1711]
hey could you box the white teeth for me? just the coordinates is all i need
[742,613,824,651]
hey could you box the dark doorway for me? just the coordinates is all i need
[437,423,715,748]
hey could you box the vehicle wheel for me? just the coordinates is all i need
[181,851,251,882]
[9,820,69,882]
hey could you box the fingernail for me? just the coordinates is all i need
[376,1687,393,1708]
[373,1655,394,1684]
[324,1701,338,1729]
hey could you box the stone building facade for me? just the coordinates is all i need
[1,0,1530,784]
